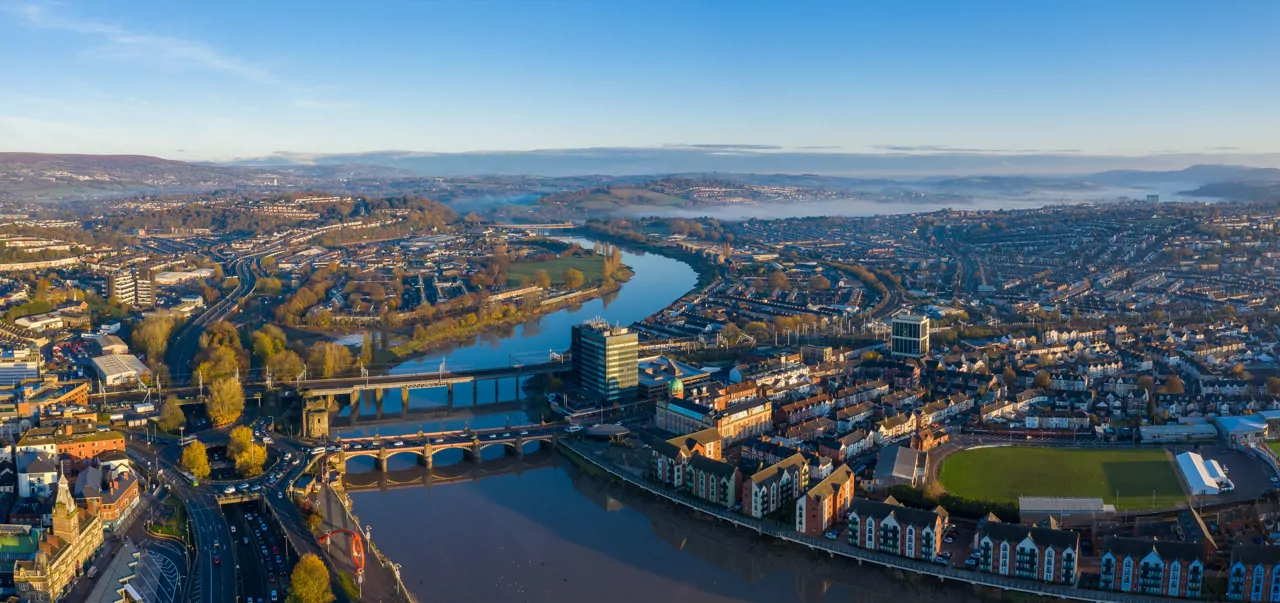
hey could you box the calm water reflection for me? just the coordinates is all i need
[343,240,994,602]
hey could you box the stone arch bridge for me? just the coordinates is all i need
[327,425,562,471]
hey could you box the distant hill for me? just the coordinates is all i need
[1180,181,1280,201]
[1088,164,1280,187]
[0,152,413,201]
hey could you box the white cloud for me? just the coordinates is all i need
[4,1,277,84]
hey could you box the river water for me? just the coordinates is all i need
[338,240,992,603]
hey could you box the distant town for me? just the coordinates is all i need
[4,183,1280,603]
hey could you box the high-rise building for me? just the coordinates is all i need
[571,319,639,405]
[890,314,930,358]
[107,269,153,308]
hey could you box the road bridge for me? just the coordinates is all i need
[326,423,565,471]
[340,453,556,492]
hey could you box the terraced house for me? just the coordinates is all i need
[1227,545,1280,602]
[847,496,947,561]
[742,453,809,519]
[973,515,1080,585]
[1098,537,1204,598]
[795,465,854,537]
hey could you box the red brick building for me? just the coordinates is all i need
[795,465,854,536]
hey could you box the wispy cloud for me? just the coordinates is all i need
[4,1,277,84]
[659,143,783,151]
[872,144,1081,154]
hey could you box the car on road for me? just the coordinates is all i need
[503,432,511,437]
[823,530,838,540]
[243,537,250,544]
[214,555,220,565]
[434,438,444,443]
[565,425,583,433]
[224,485,236,494]
[230,525,236,533]
[488,434,497,439]
[238,483,249,491]
[278,491,284,499]
[393,440,404,447]
[519,430,529,436]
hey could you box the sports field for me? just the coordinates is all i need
[937,447,1186,510]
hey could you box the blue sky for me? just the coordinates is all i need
[1,0,1278,160]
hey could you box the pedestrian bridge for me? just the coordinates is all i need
[327,425,563,470]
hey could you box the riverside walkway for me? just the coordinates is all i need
[561,440,1190,603]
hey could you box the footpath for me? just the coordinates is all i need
[316,484,417,603]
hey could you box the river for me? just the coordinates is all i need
[337,240,992,603]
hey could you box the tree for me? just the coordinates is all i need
[1001,366,1017,385]
[207,377,245,426]
[413,324,429,342]
[267,350,306,381]
[307,342,354,378]
[181,440,210,481]
[563,268,585,289]
[287,554,335,603]
[132,313,179,359]
[1032,370,1051,389]
[229,426,266,477]
[197,346,241,382]
[158,397,186,433]
[1268,376,1280,397]
[1162,375,1185,395]
[261,256,277,271]
[769,270,790,291]
[250,325,288,363]
[533,269,551,289]
[199,320,242,352]
[360,332,374,365]
[807,275,831,291]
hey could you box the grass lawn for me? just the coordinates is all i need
[938,447,1185,511]
[506,256,606,287]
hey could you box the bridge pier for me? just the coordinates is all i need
[515,437,524,457]
[402,387,410,415]
[375,448,389,472]
[419,444,434,468]
[471,441,482,463]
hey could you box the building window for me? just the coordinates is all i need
[1167,562,1179,597]
[1255,566,1266,602]
[905,526,915,558]
[1188,563,1203,597]
[1014,545,1037,580]
[848,517,860,547]
[1100,556,1115,590]
[979,541,994,572]
[1063,549,1076,584]
[998,542,1010,575]
[1044,548,1055,583]
[1121,558,1133,592]
[864,520,874,549]
[1270,565,1280,602]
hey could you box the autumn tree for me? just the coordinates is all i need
[1032,370,1051,389]
[1161,375,1185,395]
[207,377,245,426]
[250,325,288,363]
[1268,376,1280,397]
[181,440,211,481]
[360,331,374,365]
[1001,366,1017,385]
[563,268,585,289]
[533,269,551,289]
[197,346,241,382]
[769,270,790,291]
[132,312,179,359]
[807,275,831,291]
[287,554,335,603]
[158,397,186,433]
[307,342,354,378]
[267,350,306,381]
[228,426,266,477]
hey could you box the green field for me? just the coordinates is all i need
[506,256,606,287]
[938,447,1186,511]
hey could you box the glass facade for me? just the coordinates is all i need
[572,321,639,404]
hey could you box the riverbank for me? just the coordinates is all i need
[560,438,1177,603]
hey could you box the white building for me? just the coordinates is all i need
[90,354,152,387]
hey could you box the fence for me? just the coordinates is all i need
[561,440,1187,603]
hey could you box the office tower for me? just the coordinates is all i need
[571,319,639,405]
[890,314,930,358]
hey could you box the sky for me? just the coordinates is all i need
[1,0,1279,162]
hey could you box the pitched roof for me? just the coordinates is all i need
[977,515,1080,550]
[849,496,942,527]
[1101,536,1204,563]
[805,465,853,500]
[749,453,807,485]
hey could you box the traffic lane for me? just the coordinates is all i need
[186,492,234,603]
[225,503,282,601]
